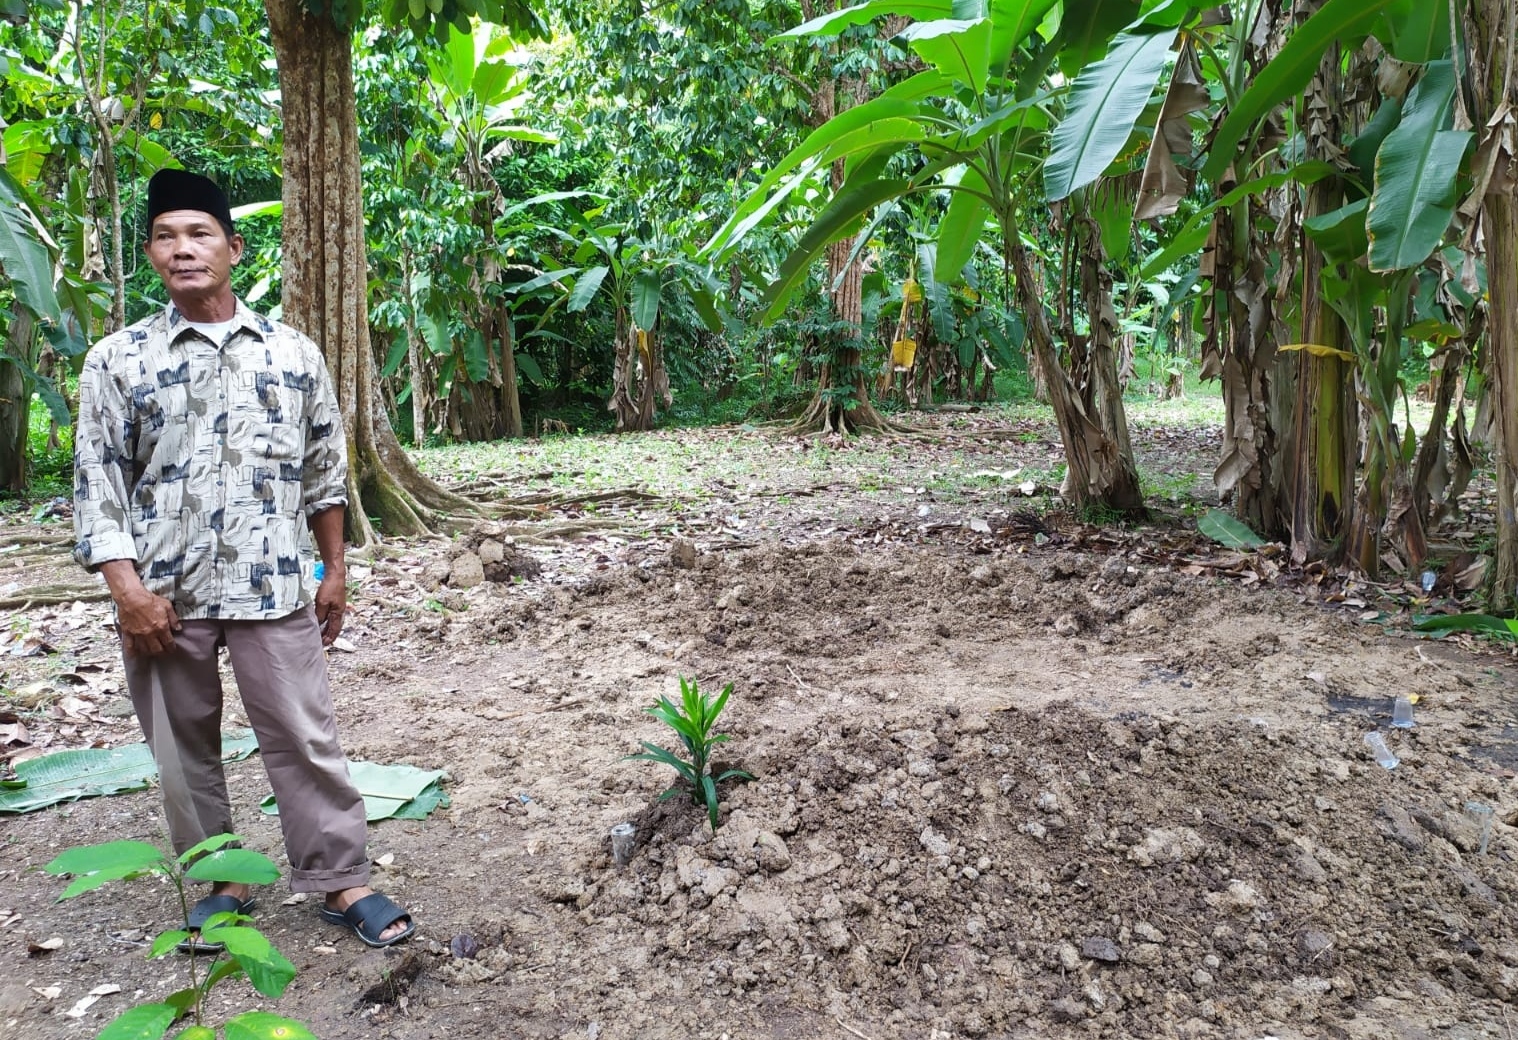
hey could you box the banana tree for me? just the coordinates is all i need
[1276,52,1471,578]
[416,22,555,441]
[1465,0,1518,611]
[510,194,724,431]
[0,166,95,490]
[705,0,1197,514]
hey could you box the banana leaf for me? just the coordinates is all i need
[1202,0,1399,182]
[0,731,258,814]
[260,760,450,822]
[1412,614,1518,640]
[1045,28,1177,202]
[1367,61,1471,272]
[1198,508,1266,549]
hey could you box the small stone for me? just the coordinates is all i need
[449,552,485,588]
[1217,879,1262,912]
[756,832,792,873]
[477,538,505,565]
[1081,937,1121,963]
[919,828,952,858]
[1059,943,1081,971]
[420,557,453,589]
[1054,613,1081,636]
[670,538,698,569]
[1192,968,1214,987]
[1049,997,1086,1023]
[313,945,338,955]
[970,565,997,586]
[1036,791,1060,813]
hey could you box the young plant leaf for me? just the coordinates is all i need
[224,1012,319,1040]
[150,930,193,957]
[57,863,163,901]
[94,1002,178,1040]
[184,849,282,886]
[177,833,245,866]
[44,840,168,879]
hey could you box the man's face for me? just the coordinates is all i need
[145,211,244,308]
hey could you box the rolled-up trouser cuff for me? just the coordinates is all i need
[289,862,372,894]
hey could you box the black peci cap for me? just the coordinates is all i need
[146,168,234,232]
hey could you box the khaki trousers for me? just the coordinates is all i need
[123,606,371,893]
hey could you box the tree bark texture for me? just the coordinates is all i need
[1471,0,1518,611]
[0,312,32,493]
[1287,174,1355,566]
[1009,233,1144,516]
[265,0,466,545]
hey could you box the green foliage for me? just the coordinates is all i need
[1043,28,1178,202]
[1200,0,1401,182]
[42,835,309,1040]
[1366,60,1470,273]
[1412,614,1518,641]
[1198,508,1267,549]
[627,677,752,831]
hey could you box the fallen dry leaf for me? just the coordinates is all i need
[65,984,121,1019]
[27,936,63,956]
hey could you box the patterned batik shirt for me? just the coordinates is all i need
[72,300,348,620]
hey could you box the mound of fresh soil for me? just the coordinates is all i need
[3,437,1516,1040]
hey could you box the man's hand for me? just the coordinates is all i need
[100,561,181,657]
[314,564,346,646]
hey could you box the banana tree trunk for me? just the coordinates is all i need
[1287,179,1355,565]
[1470,0,1518,608]
[1207,200,1284,537]
[1009,233,1144,516]
[1486,191,1518,610]
[496,309,523,440]
[0,311,32,493]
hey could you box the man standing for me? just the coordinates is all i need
[72,168,413,949]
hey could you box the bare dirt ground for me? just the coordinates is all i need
[3,410,1518,1040]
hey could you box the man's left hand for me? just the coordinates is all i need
[315,566,346,646]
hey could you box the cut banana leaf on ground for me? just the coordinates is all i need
[260,760,450,822]
[0,731,258,814]
[1413,613,1518,640]
[1197,509,1267,550]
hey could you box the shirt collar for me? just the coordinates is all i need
[165,299,271,342]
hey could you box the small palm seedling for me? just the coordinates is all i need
[42,834,312,1040]
[628,676,753,830]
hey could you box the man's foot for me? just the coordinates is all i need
[321,886,414,947]
[178,883,256,954]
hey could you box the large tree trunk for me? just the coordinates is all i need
[1471,0,1518,612]
[791,235,895,434]
[265,0,468,546]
